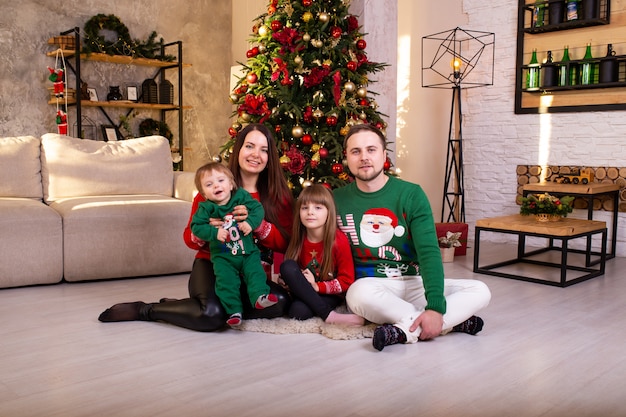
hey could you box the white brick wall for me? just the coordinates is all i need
[462,0,626,255]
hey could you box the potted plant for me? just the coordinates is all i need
[519,193,574,222]
[439,231,462,263]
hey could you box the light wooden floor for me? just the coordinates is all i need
[1,242,625,417]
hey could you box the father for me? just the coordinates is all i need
[333,124,491,351]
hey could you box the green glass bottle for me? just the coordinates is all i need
[558,45,570,86]
[526,49,540,90]
[580,43,594,85]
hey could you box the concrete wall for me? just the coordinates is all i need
[0,0,232,173]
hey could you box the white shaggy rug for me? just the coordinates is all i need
[237,316,376,340]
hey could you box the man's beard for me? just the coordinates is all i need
[353,166,384,182]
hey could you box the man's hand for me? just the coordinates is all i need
[409,310,443,341]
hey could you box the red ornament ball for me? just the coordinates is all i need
[301,134,313,146]
[302,0,313,6]
[228,127,237,137]
[275,125,281,133]
[346,61,357,72]
[384,158,391,171]
[271,20,283,31]
[356,39,367,50]
[375,122,385,130]
[326,115,338,127]
[321,182,332,190]
[332,163,344,174]
[319,147,329,158]
[331,26,342,38]
[359,98,369,106]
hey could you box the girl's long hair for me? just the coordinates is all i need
[228,123,293,241]
[285,185,337,281]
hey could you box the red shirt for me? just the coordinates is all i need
[297,229,355,295]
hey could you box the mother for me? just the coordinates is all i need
[98,123,294,331]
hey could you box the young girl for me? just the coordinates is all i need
[280,184,364,326]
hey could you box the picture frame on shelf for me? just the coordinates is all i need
[87,88,98,102]
[101,125,120,142]
[126,85,138,102]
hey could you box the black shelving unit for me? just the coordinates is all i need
[48,27,187,164]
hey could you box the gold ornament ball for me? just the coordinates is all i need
[356,87,367,98]
[311,143,320,152]
[229,93,239,103]
[302,179,313,188]
[319,12,330,23]
[292,125,304,138]
[340,126,350,136]
[258,25,269,37]
[280,155,291,165]
[303,33,311,42]
[212,155,222,163]
[232,122,242,131]
[240,112,251,122]
[313,39,323,48]
[302,11,313,22]
[344,81,356,93]
[294,56,303,65]
[258,44,266,53]
[359,112,367,120]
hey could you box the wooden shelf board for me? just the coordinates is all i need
[46,50,191,68]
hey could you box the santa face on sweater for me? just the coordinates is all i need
[359,208,406,248]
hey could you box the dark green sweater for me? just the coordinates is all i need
[333,176,446,314]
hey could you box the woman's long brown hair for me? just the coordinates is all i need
[284,185,337,281]
[228,123,293,241]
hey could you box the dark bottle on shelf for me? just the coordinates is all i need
[526,48,540,90]
[599,44,618,83]
[582,0,599,20]
[542,51,559,88]
[558,45,572,86]
[580,43,594,85]
[549,0,565,25]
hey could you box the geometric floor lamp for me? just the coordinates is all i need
[422,27,495,223]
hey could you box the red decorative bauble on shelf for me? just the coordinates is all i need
[332,163,344,174]
[356,39,367,50]
[301,134,313,146]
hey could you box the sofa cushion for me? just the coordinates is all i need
[0,198,63,287]
[0,136,42,199]
[40,134,174,202]
[49,195,194,281]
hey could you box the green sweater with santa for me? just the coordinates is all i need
[333,175,446,315]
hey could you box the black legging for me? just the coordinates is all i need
[146,258,291,332]
[280,259,343,321]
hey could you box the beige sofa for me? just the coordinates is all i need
[0,133,197,288]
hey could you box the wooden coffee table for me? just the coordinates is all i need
[473,214,607,287]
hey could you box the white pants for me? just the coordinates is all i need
[346,276,491,344]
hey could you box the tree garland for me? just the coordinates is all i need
[139,118,174,144]
[82,14,174,61]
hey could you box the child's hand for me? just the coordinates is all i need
[238,221,252,235]
[216,228,228,242]
[302,269,319,292]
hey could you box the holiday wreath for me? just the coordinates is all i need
[82,14,174,61]
[139,118,174,145]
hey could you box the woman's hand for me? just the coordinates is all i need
[232,205,248,222]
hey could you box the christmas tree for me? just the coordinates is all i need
[222,0,389,197]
